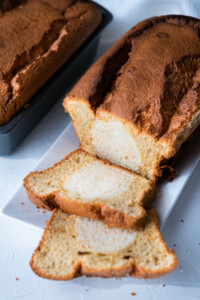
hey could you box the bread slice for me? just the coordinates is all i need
[24,150,155,229]
[30,208,177,280]
[64,15,200,180]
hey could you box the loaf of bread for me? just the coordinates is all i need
[0,0,102,125]
[64,15,200,180]
[24,149,155,229]
[30,208,177,280]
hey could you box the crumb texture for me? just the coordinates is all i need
[24,150,155,228]
[30,209,178,280]
[63,161,134,200]
[75,217,136,253]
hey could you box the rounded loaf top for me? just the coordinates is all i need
[69,15,200,139]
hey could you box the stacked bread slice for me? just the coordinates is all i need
[24,149,177,279]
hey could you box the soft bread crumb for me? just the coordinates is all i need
[75,217,136,253]
[30,209,178,280]
[24,150,155,229]
[65,100,167,180]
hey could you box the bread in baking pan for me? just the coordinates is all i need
[30,208,177,280]
[64,15,200,180]
[0,0,102,125]
[24,149,155,229]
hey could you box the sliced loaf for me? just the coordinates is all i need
[24,149,155,229]
[30,208,178,280]
[64,15,200,180]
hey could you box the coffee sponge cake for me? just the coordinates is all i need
[64,15,200,180]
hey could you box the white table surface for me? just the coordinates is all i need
[1,0,200,299]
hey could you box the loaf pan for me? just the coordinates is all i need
[0,2,112,155]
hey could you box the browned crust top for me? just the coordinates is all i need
[0,0,102,125]
[68,15,200,140]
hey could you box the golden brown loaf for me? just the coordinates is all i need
[0,0,102,125]
[30,208,178,280]
[23,149,156,229]
[64,15,200,180]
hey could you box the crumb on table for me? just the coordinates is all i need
[130,292,136,296]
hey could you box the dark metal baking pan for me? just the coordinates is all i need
[0,2,112,155]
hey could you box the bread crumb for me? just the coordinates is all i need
[173,244,176,247]
[20,202,24,205]
[180,219,184,223]
[16,277,19,281]
[162,284,166,287]
[130,292,136,296]
[42,210,45,214]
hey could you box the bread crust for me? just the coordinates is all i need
[24,149,156,229]
[64,15,200,179]
[30,208,178,280]
[131,209,178,279]
[0,0,102,125]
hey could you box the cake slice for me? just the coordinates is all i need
[64,15,200,180]
[24,150,155,229]
[30,208,177,280]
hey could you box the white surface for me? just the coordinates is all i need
[1,0,200,299]
[2,123,200,231]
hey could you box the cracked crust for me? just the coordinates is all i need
[66,14,200,142]
[30,208,178,280]
[64,15,200,179]
[23,149,156,229]
[0,0,102,125]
